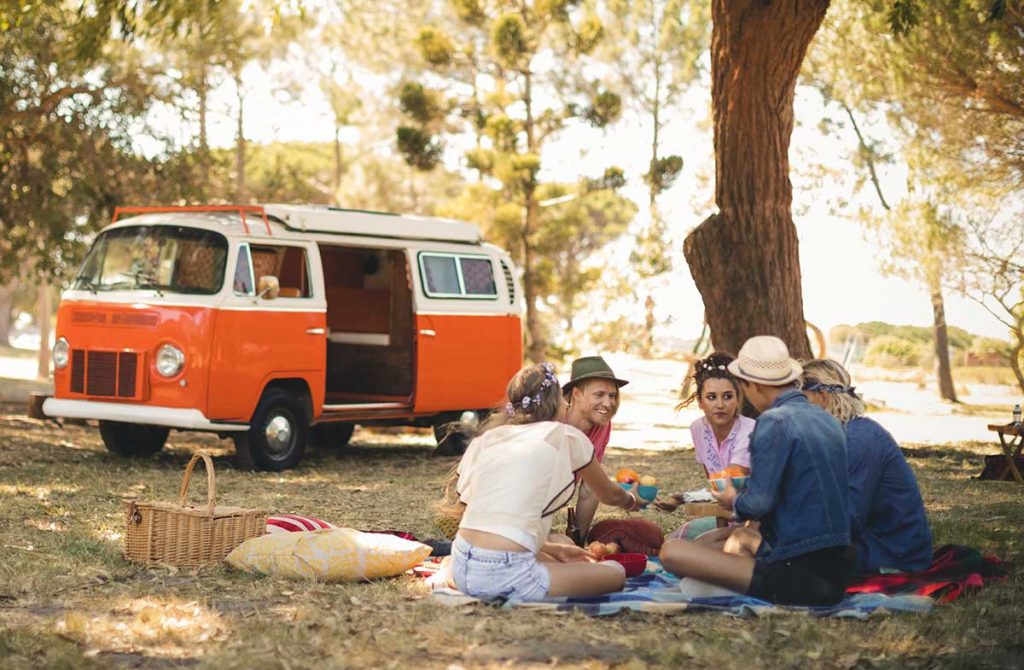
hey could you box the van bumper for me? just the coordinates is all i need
[42,398,249,432]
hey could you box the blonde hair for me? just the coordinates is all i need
[435,363,563,524]
[801,359,865,424]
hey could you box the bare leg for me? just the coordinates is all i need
[659,538,755,593]
[544,560,626,597]
[722,526,762,558]
[574,482,599,542]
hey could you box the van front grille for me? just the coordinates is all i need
[70,349,141,399]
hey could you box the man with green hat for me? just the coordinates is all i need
[562,355,629,543]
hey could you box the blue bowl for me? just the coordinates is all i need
[619,482,634,491]
[636,484,659,502]
[710,476,750,492]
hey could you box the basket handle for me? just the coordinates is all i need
[178,452,216,516]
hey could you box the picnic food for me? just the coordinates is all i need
[708,464,746,480]
[615,468,640,484]
[639,475,657,486]
[587,518,665,555]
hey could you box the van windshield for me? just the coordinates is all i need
[73,225,228,295]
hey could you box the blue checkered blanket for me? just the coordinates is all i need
[430,561,934,618]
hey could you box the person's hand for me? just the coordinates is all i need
[710,479,738,511]
[652,493,684,513]
[543,542,597,563]
[622,482,645,512]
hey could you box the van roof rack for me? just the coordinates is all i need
[112,205,273,236]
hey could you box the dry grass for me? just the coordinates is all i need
[1,416,1022,669]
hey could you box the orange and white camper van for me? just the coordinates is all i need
[43,204,523,470]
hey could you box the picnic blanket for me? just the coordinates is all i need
[846,544,1010,603]
[429,545,1009,617]
[429,559,933,618]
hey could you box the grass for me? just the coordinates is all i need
[0,417,1022,669]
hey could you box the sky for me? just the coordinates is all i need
[188,54,1011,345]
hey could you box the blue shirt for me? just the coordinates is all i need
[846,416,933,572]
[734,390,850,562]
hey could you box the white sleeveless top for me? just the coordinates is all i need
[456,421,595,552]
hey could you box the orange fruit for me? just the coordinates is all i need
[615,468,640,484]
[605,542,621,556]
[588,541,607,558]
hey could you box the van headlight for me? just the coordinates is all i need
[155,344,185,377]
[53,338,70,369]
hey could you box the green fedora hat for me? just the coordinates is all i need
[562,356,629,395]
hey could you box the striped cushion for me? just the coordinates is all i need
[267,514,338,534]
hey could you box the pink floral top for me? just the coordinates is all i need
[689,415,754,474]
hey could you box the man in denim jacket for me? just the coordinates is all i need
[660,336,854,606]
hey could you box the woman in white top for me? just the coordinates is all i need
[655,352,754,513]
[439,362,642,602]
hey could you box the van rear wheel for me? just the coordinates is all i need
[241,389,308,471]
[99,421,169,456]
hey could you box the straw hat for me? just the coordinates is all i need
[562,356,629,395]
[727,336,803,386]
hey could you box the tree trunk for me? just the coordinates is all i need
[234,69,246,201]
[36,278,51,380]
[683,0,828,359]
[0,278,15,347]
[1009,331,1024,396]
[522,67,544,362]
[333,123,343,201]
[929,283,958,402]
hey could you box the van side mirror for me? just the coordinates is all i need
[257,275,280,300]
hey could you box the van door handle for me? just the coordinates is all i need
[419,329,436,337]
[306,328,325,335]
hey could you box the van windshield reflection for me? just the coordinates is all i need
[73,225,228,295]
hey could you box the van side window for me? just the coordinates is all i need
[250,244,311,298]
[233,245,254,295]
[418,252,498,299]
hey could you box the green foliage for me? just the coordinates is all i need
[573,14,603,54]
[398,82,445,125]
[416,26,455,66]
[483,113,520,152]
[396,127,443,171]
[586,167,627,192]
[450,0,486,26]
[491,13,530,69]
[644,155,684,196]
[582,89,622,128]
[863,334,928,367]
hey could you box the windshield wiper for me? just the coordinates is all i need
[116,270,165,297]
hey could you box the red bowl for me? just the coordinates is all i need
[602,552,648,577]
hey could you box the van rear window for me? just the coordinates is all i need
[418,253,497,299]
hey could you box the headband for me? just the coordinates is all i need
[506,362,558,415]
[803,381,859,397]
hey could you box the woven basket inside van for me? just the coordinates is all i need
[123,452,266,566]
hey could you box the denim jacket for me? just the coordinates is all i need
[733,390,850,563]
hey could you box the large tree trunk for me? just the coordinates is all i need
[683,0,828,359]
[929,283,958,402]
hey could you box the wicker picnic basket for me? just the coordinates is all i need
[123,452,266,566]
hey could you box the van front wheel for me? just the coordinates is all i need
[243,389,308,471]
[99,421,169,456]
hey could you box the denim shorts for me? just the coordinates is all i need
[450,535,551,602]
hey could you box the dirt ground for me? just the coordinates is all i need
[1,410,1023,669]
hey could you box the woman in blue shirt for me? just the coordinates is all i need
[660,336,854,606]
[801,359,933,573]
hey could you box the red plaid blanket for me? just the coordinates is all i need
[846,544,1010,603]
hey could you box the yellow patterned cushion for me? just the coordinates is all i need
[225,528,432,581]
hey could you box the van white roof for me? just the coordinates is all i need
[264,204,481,244]
[106,205,483,245]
